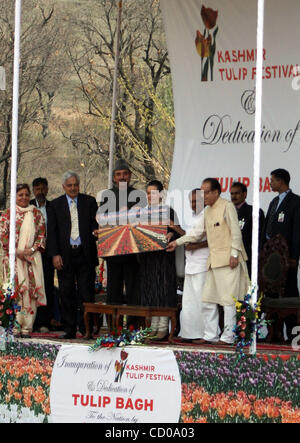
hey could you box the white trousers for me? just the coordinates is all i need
[202,303,236,344]
[179,272,206,339]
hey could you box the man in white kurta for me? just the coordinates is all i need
[179,190,209,340]
[168,179,249,344]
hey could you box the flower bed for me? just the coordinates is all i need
[1,343,299,423]
[181,385,300,423]
[176,351,300,423]
[0,343,60,423]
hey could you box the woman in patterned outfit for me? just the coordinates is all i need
[138,180,184,340]
[0,184,46,337]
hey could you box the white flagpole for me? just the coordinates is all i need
[250,0,265,355]
[108,0,123,189]
[9,0,22,287]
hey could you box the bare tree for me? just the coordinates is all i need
[0,0,71,208]
[63,0,174,188]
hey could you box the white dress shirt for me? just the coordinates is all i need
[185,210,209,275]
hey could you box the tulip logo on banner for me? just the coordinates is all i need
[114,349,128,382]
[195,5,219,81]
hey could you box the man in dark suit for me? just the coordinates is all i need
[262,169,300,340]
[98,160,147,319]
[230,181,265,277]
[30,177,55,333]
[47,171,98,339]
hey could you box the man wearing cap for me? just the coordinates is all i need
[98,160,147,316]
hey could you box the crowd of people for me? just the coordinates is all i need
[0,162,299,344]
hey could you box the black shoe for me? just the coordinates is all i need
[83,334,93,341]
[22,334,32,339]
[58,333,76,340]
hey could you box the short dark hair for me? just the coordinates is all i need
[202,178,221,194]
[16,184,30,194]
[189,188,202,197]
[231,181,247,194]
[147,180,164,193]
[32,177,48,188]
[271,169,290,186]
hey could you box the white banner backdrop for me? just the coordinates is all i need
[161,0,300,214]
[50,345,181,423]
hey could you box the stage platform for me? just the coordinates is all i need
[26,329,300,356]
[0,333,299,423]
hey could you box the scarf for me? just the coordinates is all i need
[16,205,46,310]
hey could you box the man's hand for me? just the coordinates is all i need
[53,255,63,271]
[93,227,106,237]
[166,240,177,252]
[185,242,206,252]
[229,256,239,269]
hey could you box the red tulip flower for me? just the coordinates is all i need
[201,5,218,30]
[121,350,128,361]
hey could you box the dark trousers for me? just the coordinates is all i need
[265,264,299,342]
[285,267,299,298]
[58,247,95,336]
[106,256,139,305]
[34,253,55,330]
[285,266,299,341]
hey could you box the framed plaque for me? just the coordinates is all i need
[97,224,168,257]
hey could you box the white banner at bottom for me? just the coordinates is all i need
[50,345,181,423]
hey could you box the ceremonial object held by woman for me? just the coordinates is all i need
[0,184,46,337]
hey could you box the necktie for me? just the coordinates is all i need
[265,196,279,239]
[70,199,79,240]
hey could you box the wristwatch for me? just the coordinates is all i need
[31,247,35,253]
[232,253,238,258]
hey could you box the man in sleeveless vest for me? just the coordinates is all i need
[168,178,249,345]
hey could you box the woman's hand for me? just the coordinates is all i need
[165,232,174,243]
[16,248,34,261]
[16,250,26,261]
[23,248,35,257]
